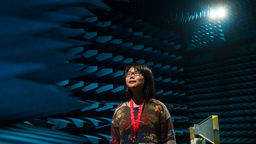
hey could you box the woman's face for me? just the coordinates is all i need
[125,67,144,89]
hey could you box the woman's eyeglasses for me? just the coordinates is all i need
[126,71,141,77]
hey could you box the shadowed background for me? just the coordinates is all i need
[0,0,255,143]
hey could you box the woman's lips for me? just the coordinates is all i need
[129,81,136,84]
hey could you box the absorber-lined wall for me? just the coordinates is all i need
[186,43,256,144]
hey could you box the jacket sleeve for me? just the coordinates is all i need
[160,104,176,144]
[110,109,120,144]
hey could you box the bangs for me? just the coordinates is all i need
[125,63,145,75]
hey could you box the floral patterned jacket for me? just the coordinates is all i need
[110,98,176,144]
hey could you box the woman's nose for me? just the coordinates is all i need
[129,75,135,79]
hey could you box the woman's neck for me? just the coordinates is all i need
[131,88,144,106]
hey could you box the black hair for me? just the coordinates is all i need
[124,63,155,102]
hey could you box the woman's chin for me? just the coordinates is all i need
[127,85,137,88]
[127,85,143,89]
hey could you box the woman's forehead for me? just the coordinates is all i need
[128,67,138,72]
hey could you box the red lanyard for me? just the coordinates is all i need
[130,99,145,138]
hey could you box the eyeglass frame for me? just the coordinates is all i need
[125,71,142,77]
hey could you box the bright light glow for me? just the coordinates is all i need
[209,10,217,19]
[217,8,227,19]
[209,7,227,20]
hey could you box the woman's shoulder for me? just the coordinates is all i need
[115,102,128,111]
[149,98,166,106]
[149,98,171,118]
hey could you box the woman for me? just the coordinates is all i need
[110,63,176,144]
